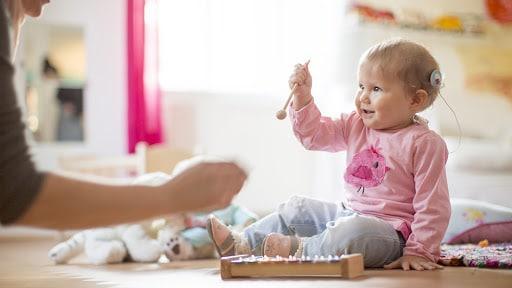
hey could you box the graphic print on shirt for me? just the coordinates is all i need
[344,145,390,194]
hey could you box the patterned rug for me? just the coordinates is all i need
[439,242,512,268]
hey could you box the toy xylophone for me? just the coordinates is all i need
[220,253,364,279]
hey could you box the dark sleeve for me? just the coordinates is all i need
[0,0,45,224]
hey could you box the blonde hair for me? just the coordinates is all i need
[360,38,441,109]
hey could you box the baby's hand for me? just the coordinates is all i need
[289,61,312,110]
[383,255,444,271]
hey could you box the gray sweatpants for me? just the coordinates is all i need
[243,195,405,267]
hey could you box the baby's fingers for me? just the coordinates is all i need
[410,261,424,271]
[383,259,400,269]
[289,73,306,87]
[427,262,444,270]
[401,261,411,271]
[420,262,437,270]
[294,61,310,72]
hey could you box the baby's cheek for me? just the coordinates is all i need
[354,95,361,107]
[369,91,382,101]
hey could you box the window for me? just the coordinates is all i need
[157,0,346,100]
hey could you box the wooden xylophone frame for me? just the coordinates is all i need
[220,253,364,279]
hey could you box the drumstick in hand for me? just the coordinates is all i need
[275,83,298,120]
[276,60,310,120]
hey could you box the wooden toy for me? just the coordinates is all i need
[220,253,364,279]
[275,83,297,120]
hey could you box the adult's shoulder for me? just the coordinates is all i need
[0,0,11,61]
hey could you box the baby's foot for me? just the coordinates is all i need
[262,233,300,257]
[206,216,237,257]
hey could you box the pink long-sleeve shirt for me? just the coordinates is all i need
[290,101,451,262]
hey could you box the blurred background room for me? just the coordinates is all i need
[14,0,512,216]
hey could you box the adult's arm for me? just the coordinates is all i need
[0,0,45,225]
[16,162,246,230]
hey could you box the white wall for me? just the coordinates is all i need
[163,92,348,214]
[19,0,127,170]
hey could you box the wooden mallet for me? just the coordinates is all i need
[275,83,297,120]
[276,60,310,120]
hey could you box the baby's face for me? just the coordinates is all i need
[355,60,416,130]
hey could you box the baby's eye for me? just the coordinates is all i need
[358,83,364,90]
[372,86,382,92]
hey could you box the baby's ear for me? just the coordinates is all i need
[411,89,429,111]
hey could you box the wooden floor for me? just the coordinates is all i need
[1,227,511,288]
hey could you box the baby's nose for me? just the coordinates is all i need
[359,92,371,103]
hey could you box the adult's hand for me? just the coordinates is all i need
[163,161,247,213]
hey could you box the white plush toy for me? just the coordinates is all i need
[48,156,258,265]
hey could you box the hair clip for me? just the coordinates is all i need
[430,69,443,88]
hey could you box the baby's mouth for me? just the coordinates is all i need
[362,109,375,115]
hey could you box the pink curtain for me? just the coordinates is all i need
[127,0,162,153]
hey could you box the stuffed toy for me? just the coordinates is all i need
[48,156,258,265]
